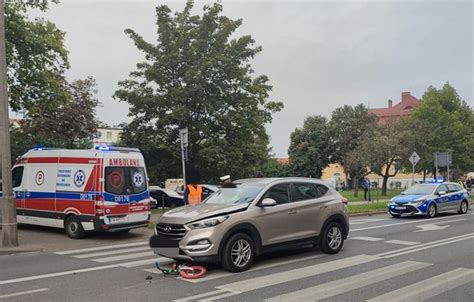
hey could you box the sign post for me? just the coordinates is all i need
[179,128,188,188]
[409,152,420,184]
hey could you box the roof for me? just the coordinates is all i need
[369,92,419,118]
[235,177,326,184]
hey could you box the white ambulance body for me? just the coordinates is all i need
[10,146,151,238]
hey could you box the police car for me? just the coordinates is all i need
[387,182,470,218]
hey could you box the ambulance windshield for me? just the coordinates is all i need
[105,167,147,195]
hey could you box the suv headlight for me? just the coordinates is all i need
[186,215,229,230]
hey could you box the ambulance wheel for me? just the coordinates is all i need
[65,216,86,239]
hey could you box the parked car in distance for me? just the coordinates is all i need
[150,178,349,272]
[149,185,219,208]
[387,182,470,218]
[149,186,184,208]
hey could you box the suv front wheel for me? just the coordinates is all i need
[319,221,344,254]
[221,233,255,272]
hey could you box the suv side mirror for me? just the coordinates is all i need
[260,198,277,207]
[437,191,446,196]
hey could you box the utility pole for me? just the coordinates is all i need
[0,0,19,247]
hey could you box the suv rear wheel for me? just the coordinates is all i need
[319,221,344,254]
[221,233,255,272]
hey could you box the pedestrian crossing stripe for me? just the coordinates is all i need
[265,261,431,301]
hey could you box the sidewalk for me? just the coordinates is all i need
[0,215,159,255]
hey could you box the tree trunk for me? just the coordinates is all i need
[352,176,359,197]
[381,175,389,196]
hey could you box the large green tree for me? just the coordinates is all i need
[5,0,70,113]
[410,83,474,175]
[288,115,332,178]
[329,104,379,188]
[115,1,283,183]
[11,77,100,160]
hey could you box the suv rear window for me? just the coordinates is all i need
[105,167,146,195]
[292,183,328,202]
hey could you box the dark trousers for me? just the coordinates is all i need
[364,188,368,201]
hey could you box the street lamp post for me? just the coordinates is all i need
[0,0,19,247]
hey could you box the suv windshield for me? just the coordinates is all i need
[105,167,147,195]
[204,183,265,205]
[401,184,436,195]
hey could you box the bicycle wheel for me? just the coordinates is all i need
[179,266,207,279]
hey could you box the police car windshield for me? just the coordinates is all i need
[401,184,436,195]
[105,167,147,195]
[204,183,265,204]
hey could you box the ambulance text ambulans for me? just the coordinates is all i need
[6,146,151,239]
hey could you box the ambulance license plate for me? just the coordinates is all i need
[110,216,126,223]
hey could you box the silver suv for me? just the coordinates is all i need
[150,178,349,272]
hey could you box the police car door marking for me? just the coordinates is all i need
[74,170,86,187]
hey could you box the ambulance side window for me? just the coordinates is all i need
[12,167,24,188]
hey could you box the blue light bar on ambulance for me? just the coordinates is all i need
[33,144,44,151]
[95,145,141,153]
[96,145,110,151]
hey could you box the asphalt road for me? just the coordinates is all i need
[0,212,473,301]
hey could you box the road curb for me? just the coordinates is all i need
[349,210,387,217]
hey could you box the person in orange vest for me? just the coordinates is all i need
[186,183,203,205]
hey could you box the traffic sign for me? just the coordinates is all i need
[409,152,420,165]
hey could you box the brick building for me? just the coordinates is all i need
[369,91,419,124]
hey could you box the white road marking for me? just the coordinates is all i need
[266,261,431,302]
[0,265,117,285]
[415,223,450,232]
[0,288,49,299]
[119,257,172,268]
[199,292,238,302]
[73,246,151,258]
[383,235,474,258]
[173,290,228,302]
[351,213,472,232]
[350,236,384,242]
[190,255,379,301]
[92,251,155,262]
[54,241,148,255]
[384,240,419,246]
[183,254,326,283]
[377,233,474,258]
[367,268,474,302]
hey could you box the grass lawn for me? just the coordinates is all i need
[340,189,403,202]
[347,201,388,214]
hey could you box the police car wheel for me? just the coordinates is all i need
[65,216,86,239]
[427,204,437,218]
[458,201,468,214]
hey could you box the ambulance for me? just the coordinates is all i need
[8,146,151,239]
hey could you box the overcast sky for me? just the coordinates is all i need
[31,0,473,156]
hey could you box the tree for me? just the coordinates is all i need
[10,77,100,160]
[5,0,70,113]
[288,115,332,178]
[329,104,378,190]
[260,158,291,178]
[410,83,474,175]
[115,1,283,183]
[364,122,407,196]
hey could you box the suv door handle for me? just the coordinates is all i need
[289,210,297,215]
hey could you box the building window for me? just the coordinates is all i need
[107,132,112,139]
